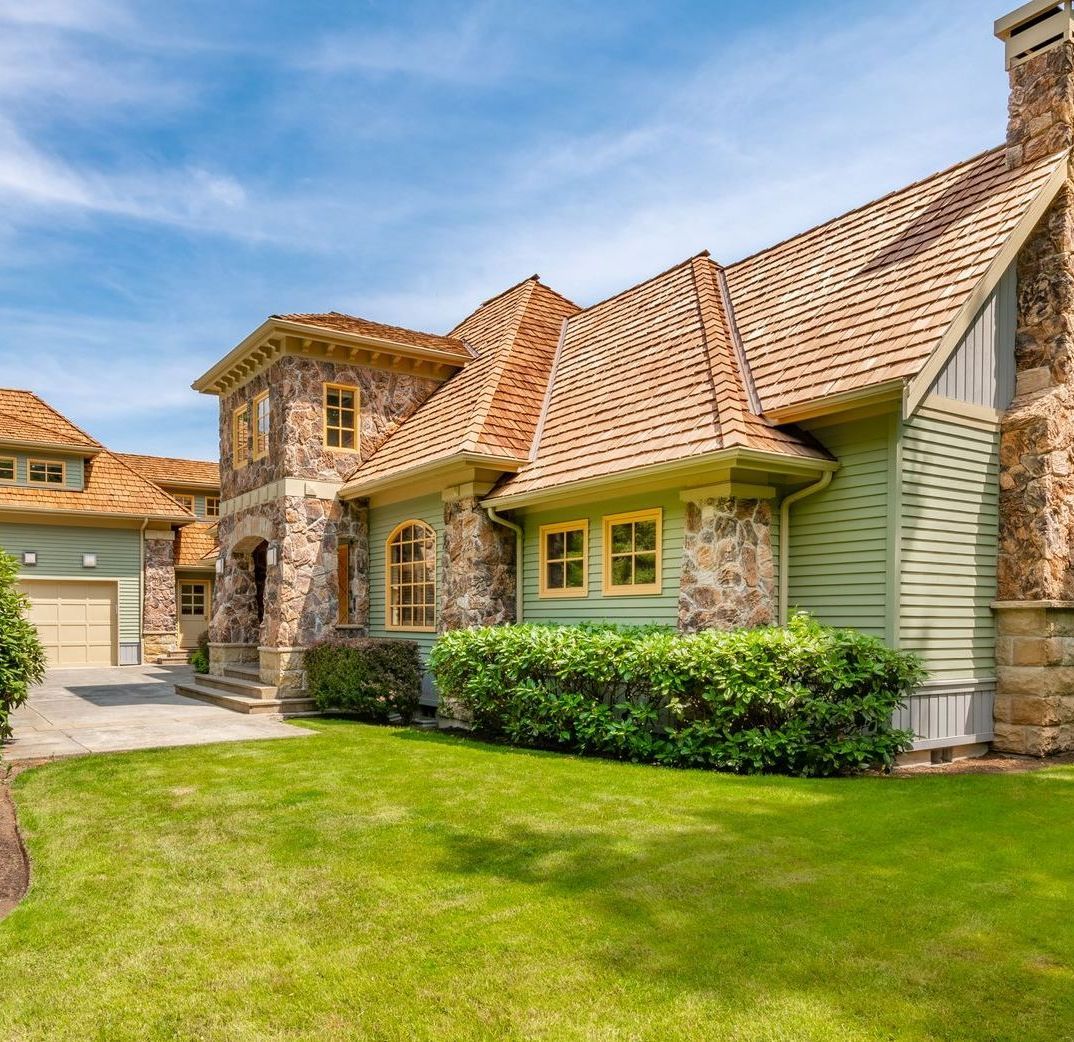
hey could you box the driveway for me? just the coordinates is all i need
[2,664,311,763]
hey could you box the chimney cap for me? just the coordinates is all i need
[995,1,1073,69]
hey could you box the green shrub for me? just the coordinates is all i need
[189,631,210,675]
[0,549,47,746]
[429,615,923,776]
[305,637,422,722]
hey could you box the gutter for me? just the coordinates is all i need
[485,506,524,623]
[778,472,833,624]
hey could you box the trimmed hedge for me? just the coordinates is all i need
[0,549,46,745]
[305,636,422,722]
[429,615,923,776]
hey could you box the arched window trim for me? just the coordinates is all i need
[385,519,437,633]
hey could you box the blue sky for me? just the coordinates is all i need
[0,0,1010,460]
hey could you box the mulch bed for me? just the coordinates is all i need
[0,769,30,920]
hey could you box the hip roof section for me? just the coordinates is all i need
[0,389,103,453]
[118,453,220,490]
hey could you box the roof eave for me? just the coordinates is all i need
[762,380,907,426]
[0,503,192,523]
[338,451,526,500]
[0,438,102,456]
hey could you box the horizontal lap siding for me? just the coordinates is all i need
[0,521,141,641]
[899,412,999,681]
[367,493,444,660]
[521,490,684,626]
[789,416,892,637]
[0,453,84,490]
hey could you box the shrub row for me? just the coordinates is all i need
[429,615,922,776]
[305,637,422,722]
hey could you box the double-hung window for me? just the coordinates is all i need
[602,509,662,595]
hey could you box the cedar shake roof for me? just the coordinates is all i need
[118,453,220,489]
[0,389,102,452]
[726,145,1066,415]
[491,257,828,499]
[0,450,193,520]
[349,277,580,485]
[175,521,219,566]
[273,311,471,359]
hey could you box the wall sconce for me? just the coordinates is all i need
[82,553,97,568]
[22,551,37,566]
[215,556,224,576]
[266,545,279,567]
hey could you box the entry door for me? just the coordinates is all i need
[178,581,209,648]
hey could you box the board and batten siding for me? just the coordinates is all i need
[787,414,894,640]
[929,264,1016,411]
[520,490,685,626]
[0,521,142,647]
[366,493,444,662]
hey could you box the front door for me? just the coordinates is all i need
[178,581,209,648]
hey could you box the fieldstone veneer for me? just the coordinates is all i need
[142,533,179,658]
[678,496,775,631]
[440,495,516,630]
[996,41,1074,755]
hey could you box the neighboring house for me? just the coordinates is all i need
[185,5,1071,757]
[0,390,221,666]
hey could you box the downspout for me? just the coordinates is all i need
[485,506,524,624]
[778,472,833,625]
[139,518,149,664]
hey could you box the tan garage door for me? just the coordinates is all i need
[18,580,116,667]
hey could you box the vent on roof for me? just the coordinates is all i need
[995,1,1073,70]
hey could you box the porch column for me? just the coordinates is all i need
[678,487,776,632]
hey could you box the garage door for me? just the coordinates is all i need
[18,580,116,667]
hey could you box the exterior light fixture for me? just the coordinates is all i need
[215,556,224,575]
[82,553,97,568]
[22,551,37,566]
[266,545,279,567]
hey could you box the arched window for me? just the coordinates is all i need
[386,520,436,631]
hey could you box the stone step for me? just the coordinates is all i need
[223,663,261,681]
[196,672,279,700]
[156,652,191,665]
[175,680,316,717]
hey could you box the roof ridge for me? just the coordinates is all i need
[528,316,571,465]
[573,250,713,319]
[715,264,764,416]
[447,275,542,336]
[728,143,1017,271]
[118,451,219,467]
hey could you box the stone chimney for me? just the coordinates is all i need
[993,2,1074,755]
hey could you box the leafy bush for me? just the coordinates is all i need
[0,549,47,746]
[189,631,210,674]
[305,636,422,722]
[430,615,923,776]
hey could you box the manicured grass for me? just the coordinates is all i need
[2,723,1074,1041]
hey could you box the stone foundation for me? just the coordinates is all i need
[678,495,775,631]
[143,630,179,660]
[208,642,258,674]
[993,603,1074,756]
[259,646,306,695]
[440,494,516,630]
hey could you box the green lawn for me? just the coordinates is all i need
[2,722,1074,1042]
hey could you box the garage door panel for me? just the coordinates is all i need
[17,581,116,668]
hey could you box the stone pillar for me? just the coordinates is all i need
[678,494,775,632]
[995,41,1074,754]
[339,497,370,633]
[142,530,179,660]
[440,492,517,631]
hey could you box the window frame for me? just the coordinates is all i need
[252,390,270,460]
[385,519,437,633]
[601,508,662,596]
[0,457,15,482]
[204,496,220,518]
[323,382,360,454]
[538,520,589,598]
[232,403,250,469]
[337,542,350,625]
[27,459,65,486]
[173,493,195,513]
[178,581,208,617]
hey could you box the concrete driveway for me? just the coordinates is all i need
[2,664,311,763]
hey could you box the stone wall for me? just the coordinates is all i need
[340,497,370,632]
[440,496,517,631]
[678,496,775,631]
[209,510,265,647]
[142,533,178,656]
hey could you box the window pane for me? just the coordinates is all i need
[327,407,340,428]
[547,532,564,560]
[635,520,657,552]
[0,460,12,480]
[326,388,340,407]
[635,553,657,585]
[547,562,564,589]
[566,529,585,557]
[339,390,354,409]
[611,523,633,553]
[611,556,633,586]
[341,429,355,449]
[566,559,585,588]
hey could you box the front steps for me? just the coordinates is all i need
[175,665,316,717]
[156,650,192,666]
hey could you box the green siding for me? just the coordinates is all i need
[898,411,998,680]
[788,414,894,638]
[367,493,444,660]
[0,521,142,641]
[0,452,84,490]
[521,490,684,626]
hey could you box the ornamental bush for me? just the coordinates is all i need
[305,636,422,723]
[189,631,210,675]
[0,549,46,746]
[429,615,923,776]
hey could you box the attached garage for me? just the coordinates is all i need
[18,579,117,668]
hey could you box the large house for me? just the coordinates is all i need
[0,390,220,666]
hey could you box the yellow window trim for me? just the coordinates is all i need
[232,403,250,469]
[601,508,662,596]
[538,520,589,598]
[384,518,437,633]
[252,390,270,460]
[323,382,360,455]
[27,459,66,485]
[173,493,195,512]
[205,496,220,518]
[0,456,15,482]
